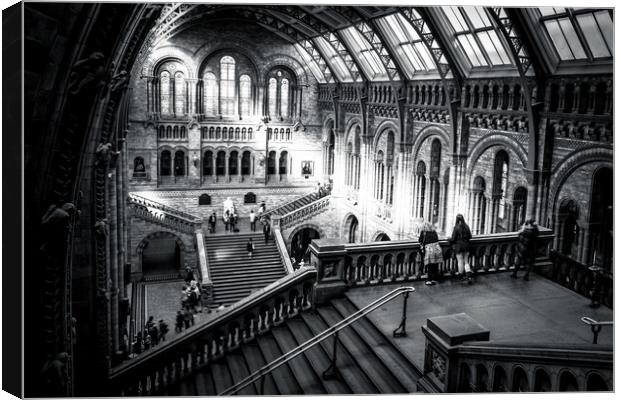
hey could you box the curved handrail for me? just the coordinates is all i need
[219,286,415,395]
[580,317,613,344]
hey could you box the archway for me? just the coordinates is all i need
[512,187,527,231]
[345,215,359,244]
[534,369,552,392]
[375,232,391,242]
[290,227,321,263]
[558,199,580,258]
[558,371,579,391]
[492,366,508,392]
[586,373,608,391]
[140,234,183,276]
[589,167,612,269]
[511,367,529,392]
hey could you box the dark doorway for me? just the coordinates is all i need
[375,233,391,241]
[589,167,612,270]
[291,228,320,264]
[142,236,181,275]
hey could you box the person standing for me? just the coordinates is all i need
[263,221,271,244]
[420,222,442,286]
[208,212,217,233]
[158,320,168,342]
[258,202,266,216]
[450,214,473,284]
[246,238,254,259]
[249,209,256,232]
[223,211,230,232]
[511,219,539,281]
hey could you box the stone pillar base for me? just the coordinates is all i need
[314,281,348,305]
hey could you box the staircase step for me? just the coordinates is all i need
[256,334,304,395]
[299,311,379,394]
[193,370,216,396]
[316,305,407,393]
[240,343,279,395]
[331,298,421,392]
[225,350,256,395]
[209,358,234,395]
[285,318,352,394]
[270,325,327,394]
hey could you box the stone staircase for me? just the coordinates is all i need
[206,233,287,306]
[173,296,422,395]
[264,192,320,218]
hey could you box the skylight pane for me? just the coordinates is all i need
[414,42,434,70]
[340,27,388,79]
[385,15,408,43]
[403,45,423,71]
[544,20,575,60]
[443,6,468,32]
[577,13,611,58]
[594,11,614,54]
[294,44,326,83]
[395,13,421,41]
[538,7,557,16]
[458,34,487,66]
[478,30,512,65]
[463,6,491,29]
[558,18,587,59]
[313,37,353,82]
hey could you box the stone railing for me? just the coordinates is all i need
[418,313,612,393]
[194,230,212,304]
[200,124,255,142]
[272,226,295,275]
[128,193,199,221]
[109,267,317,395]
[277,195,331,230]
[308,229,554,297]
[541,251,613,309]
[128,203,200,235]
[261,191,318,220]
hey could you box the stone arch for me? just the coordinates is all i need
[585,371,609,391]
[371,231,391,241]
[287,223,324,262]
[196,46,261,80]
[557,369,579,391]
[372,120,400,149]
[466,133,528,178]
[345,116,363,136]
[411,125,450,158]
[136,231,187,274]
[341,212,360,243]
[260,54,309,86]
[145,50,196,78]
[549,147,613,218]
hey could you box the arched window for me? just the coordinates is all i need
[204,72,218,116]
[471,176,487,235]
[267,151,276,175]
[203,151,213,176]
[241,151,251,175]
[239,74,251,116]
[280,78,289,118]
[229,150,238,175]
[160,150,171,176]
[174,72,185,115]
[279,151,288,175]
[174,151,185,176]
[415,161,426,218]
[220,56,236,115]
[493,150,509,231]
[430,139,442,224]
[216,151,226,176]
[160,71,171,115]
[268,78,277,117]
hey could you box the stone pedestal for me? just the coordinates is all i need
[418,313,490,393]
[308,239,348,304]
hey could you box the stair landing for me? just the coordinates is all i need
[345,272,614,370]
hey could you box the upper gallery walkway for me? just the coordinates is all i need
[346,271,613,371]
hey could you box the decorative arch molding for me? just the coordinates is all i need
[549,147,613,216]
[370,230,391,241]
[345,117,363,141]
[260,54,309,86]
[341,212,360,235]
[158,144,189,153]
[286,223,326,251]
[195,46,261,80]
[136,231,188,273]
[322,116,336,142]
[372,120,400,149]
[466,133,528,178]
[144,48,197,78]
[411,125,450,159]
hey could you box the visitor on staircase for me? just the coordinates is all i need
[449,214,473,284]
[420,222,442,286]
[208,212,217,233]
[263,221,271,244]
[249,209,256,231]
[246,238,254,259]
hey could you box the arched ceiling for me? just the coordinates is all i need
[138,4,613,84]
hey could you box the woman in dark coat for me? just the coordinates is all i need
[419,222,442,286]
[511,219,539,280]
[450,214,473,284]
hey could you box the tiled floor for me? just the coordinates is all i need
[345,272,614,370]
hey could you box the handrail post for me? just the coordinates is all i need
[393,291,410,337]
[591,324,602,344]
[322,331,339,380]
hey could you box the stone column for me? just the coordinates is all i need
[332,131,347,194]
[107,166,119,354]
[393,148,412,237]
[357,136,374,241]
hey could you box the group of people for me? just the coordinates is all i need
[131,316,168,355]
[316,182,332,198]
[206,199,270,235]
[419,214,539,286]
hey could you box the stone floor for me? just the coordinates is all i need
[345,272,614,370]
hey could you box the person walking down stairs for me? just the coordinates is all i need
[263,221,271,244]
[246,238,254,259]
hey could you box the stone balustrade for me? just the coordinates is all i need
[128,193,200,221]
[109,267,317,395]
[277,195,331,230]
[308,228,554,299]
[542,250,613,309]
[418,313,612,393]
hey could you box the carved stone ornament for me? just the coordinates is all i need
[39,203,75,259]
[431,348,447,383]
[109,70,129,93]
[67,52,107,96]
[94,219,108,237]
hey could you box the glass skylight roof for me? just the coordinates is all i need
[293,43,327,83]
[313,36,355,82]
[339,26,389,80]
[539,8,613,61]
[375,13,436,78]
[441,6,513,68]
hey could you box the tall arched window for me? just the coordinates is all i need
[160,71,171,115]
[415,161,426,218]
[239,75,251,116]
[160,150,171,176]
[280,78,289,118]
[220,56,236,115]
[174,151,185,176]
[203,151,213,176]
[493,151,509,230]
[174,72,185,115]
[268,78,277,117]
[430,139,442,224]
[204,72,218,116]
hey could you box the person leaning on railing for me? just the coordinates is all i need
[449,214,473,284]
[511,219,539,281]
[419,222,442,286]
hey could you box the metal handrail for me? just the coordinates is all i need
[218,286,415,396]
[580,317,613,344]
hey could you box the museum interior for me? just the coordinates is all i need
[21,2,613,397]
